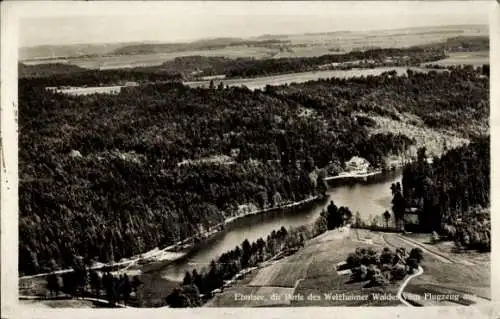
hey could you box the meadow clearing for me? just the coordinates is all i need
[430,51,489,67]
[205,227,490,307]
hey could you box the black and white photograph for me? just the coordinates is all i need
[1,0,497,317]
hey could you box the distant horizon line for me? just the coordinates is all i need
[19,23,488,49]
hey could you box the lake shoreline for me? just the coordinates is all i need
[18,194,327,280]
[136,195,327,275]
[19,164,407,281]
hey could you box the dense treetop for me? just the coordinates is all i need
[401,137,489,236]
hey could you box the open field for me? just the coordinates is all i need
[278,25,487,52]
[205,227,490,307]
[20,25,487,69]
[430,51,489,67]
[408,256,490,300]
[70,47,277,70]
[249,259,311,288]
[206,228,398,307]
[381,233,490,303]
[291,232,401,306]
[403,233,490,265]
[22,47,275,69]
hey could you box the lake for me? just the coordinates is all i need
[160,170,402,282]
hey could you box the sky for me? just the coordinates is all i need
[17,1,491,47]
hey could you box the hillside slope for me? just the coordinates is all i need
[206,228,489,307]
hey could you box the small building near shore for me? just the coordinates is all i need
[344,156,370,173]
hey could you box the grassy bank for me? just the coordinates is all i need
[206,228,490,307]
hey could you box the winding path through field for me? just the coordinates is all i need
[397,266,423,306]
[381,233,455,264]
[394,235,475,266]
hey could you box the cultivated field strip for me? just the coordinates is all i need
[249,259,311,287]
[394,235,453,264]
[396,235,475,266]
[380,234,453,263]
